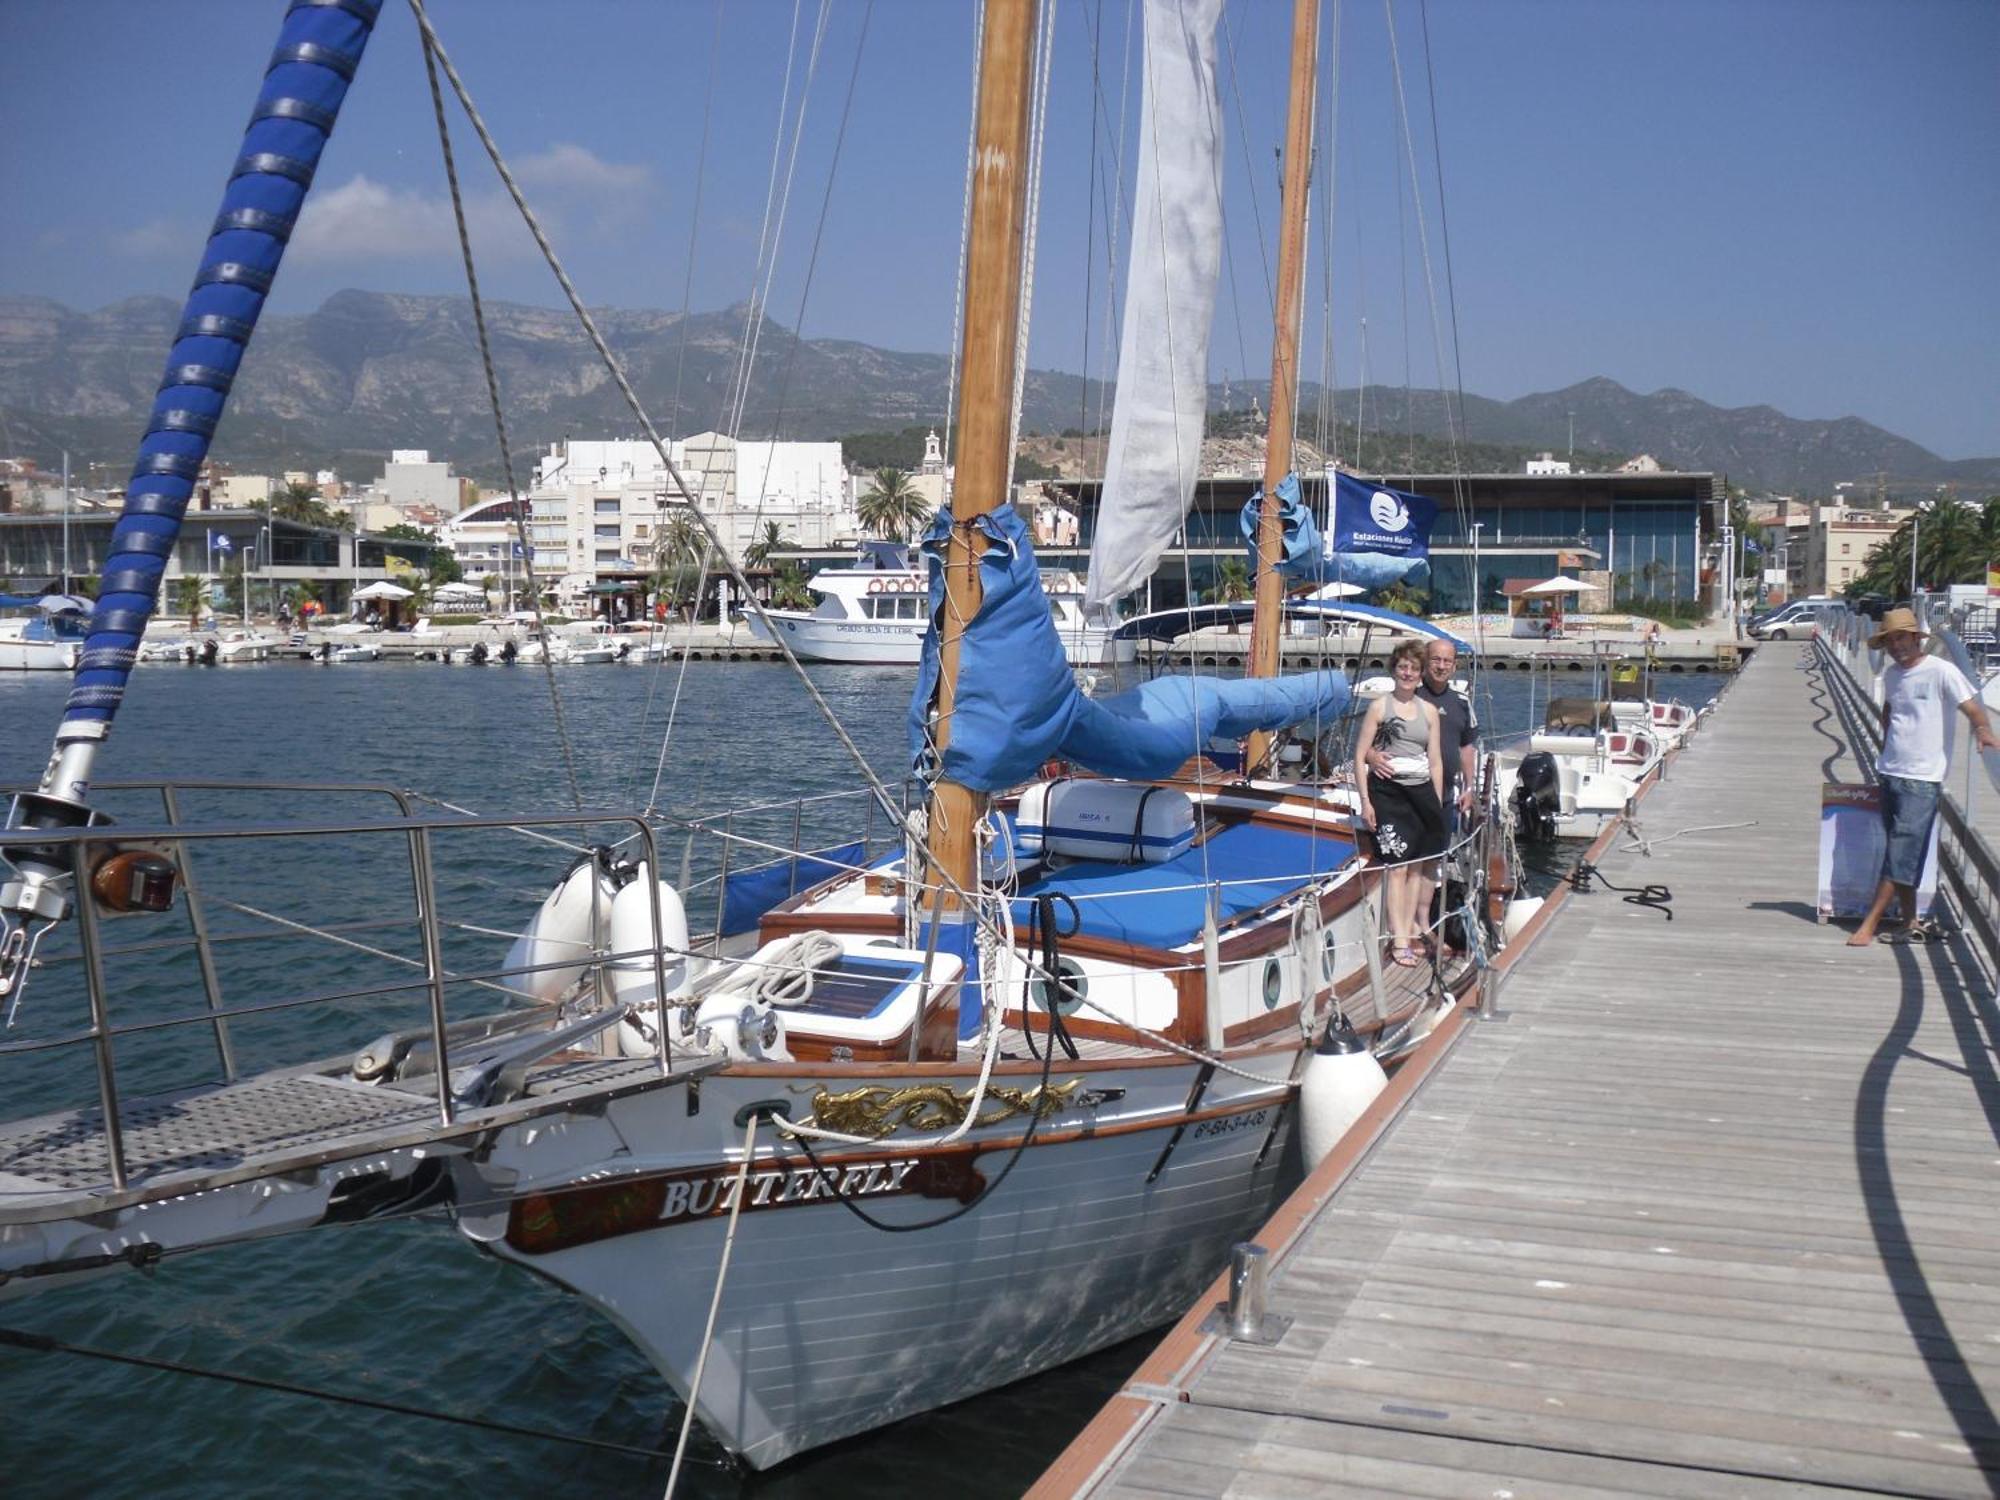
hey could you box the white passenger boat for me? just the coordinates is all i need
[329,642,381,663]
[0,594,90,672]
[0,0,1510,1478]
[749,547,1131,668]
[745,540,931,664]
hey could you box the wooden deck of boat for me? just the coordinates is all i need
[1037,641,2000,1499]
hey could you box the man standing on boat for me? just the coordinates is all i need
[1849,608,2000,947]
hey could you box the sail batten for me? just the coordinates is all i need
[1083,0,1227,612]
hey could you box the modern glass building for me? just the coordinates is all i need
[1049,469,1725,613]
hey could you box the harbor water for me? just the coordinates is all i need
[0,657,1721,1497]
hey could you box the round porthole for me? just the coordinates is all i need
[1032,958,1087,1017]
[1262,958,1283,1010]
[1321,929,1339,983]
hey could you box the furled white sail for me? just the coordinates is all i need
[1084,0,1226,611]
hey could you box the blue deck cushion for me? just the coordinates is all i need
[1011,820,1356,951]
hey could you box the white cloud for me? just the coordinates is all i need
[286,151,653,272]
[110,218,200,258]
[514,143,651,195]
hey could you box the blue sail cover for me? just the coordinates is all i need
[61,0,382,732]
[909,507,1082,792]
[1063,670,1348,780]
[1238,473,1322,580]
[908,506,1350,792]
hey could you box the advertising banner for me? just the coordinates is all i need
[1818,782,1935,919]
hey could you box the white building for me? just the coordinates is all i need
[526,435,856,606]
[1525,452,1572,476]
[215,473,274,507]
[440,496,532,608]
[378,449,463,515]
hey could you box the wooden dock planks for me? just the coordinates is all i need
[1046,643,2000,1498]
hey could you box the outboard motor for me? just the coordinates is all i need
[200,638,219,666]
[469,641,488,665]
[499,639,518,664]
[1511,752,1562,843]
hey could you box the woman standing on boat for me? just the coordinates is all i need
[1355,639,1447,965]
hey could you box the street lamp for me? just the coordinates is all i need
[1469,521,1485,625]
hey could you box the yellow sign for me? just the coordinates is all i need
[1987,563,2000,597]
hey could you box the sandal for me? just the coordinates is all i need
[1390,946,1421,968]
[1409,936,1431,957]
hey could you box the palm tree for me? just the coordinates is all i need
[172,574,207,622]
[771,562,812,609]
[1201,557,1252,605]
[744,520,788,570]
[656,508,713,567]
[857,468,932,542]
[1374,580,1431,616]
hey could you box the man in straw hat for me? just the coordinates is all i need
[1849,607,2000,946]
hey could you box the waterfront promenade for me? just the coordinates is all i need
[1037,641,2000,1497]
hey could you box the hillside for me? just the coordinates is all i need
[0,291,1991,496]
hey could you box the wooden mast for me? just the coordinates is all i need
[926,0,1039,922]
[1244,0,1321,772]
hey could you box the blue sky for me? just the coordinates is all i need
[0,0,1993,460]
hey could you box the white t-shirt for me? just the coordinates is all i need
[1878,654,1977,782]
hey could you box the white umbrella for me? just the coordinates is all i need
[1518,575,1600,596]
[352,580,415,601]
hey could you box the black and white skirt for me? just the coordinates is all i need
[1367,774,1446,862]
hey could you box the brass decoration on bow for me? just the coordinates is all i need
[808,1080,1082,1139]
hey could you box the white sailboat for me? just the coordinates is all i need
[0,0,1498,1475]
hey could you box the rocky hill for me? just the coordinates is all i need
[0,291,1990,496]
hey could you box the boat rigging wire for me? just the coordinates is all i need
[400,0,941,898]
[0,1324,696,1466]
[644,0,877,818]
[416,18,583,812]
[665,1110,760,1497]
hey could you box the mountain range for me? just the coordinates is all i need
[0,290,1992,498]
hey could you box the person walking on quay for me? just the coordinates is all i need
[1355,640,1447,966]
[1849,608,2000,946]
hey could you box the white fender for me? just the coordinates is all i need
[606,868,690,1008]
[503,859,617,1004]
[1501,896,1546,945]
[1299,1023,1388,1168]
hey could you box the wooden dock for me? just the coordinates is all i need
[1036,640,2000,1498]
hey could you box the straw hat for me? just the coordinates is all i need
[1868,606,1926,649]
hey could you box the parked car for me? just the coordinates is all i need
[1747,599,1851,640]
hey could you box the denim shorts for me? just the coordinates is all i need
[1880,774,1941,887]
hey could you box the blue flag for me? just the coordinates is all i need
[1328,472,1436,561]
